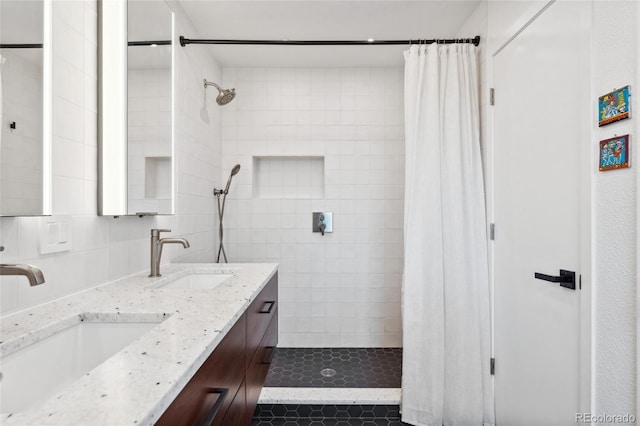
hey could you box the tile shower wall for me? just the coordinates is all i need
[0,1,222,314]
[221,67,404,347]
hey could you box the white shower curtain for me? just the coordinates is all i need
[401,43,494,426]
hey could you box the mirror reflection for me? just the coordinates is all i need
[0,0,50,216]
[127,0,173,215]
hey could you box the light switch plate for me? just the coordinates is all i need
[40,216,73,254]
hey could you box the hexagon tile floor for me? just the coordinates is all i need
[251,404,409,425]
[264,348,403,388]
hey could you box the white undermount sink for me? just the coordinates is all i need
[0,315,163,414]
[159,273,233,290]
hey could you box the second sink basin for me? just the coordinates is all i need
[160,273,233,290]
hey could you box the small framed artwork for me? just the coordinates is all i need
[598,86,631,126]
[599,134,630,171]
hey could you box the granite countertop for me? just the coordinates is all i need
[0,263,278,426]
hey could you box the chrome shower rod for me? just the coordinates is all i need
[179,36,480,47]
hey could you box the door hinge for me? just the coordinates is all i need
[490,88,495,106]
[579,274,582,290]
[489,223,495,240]
[490,358,495,375]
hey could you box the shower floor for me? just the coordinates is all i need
[264,348,402,388]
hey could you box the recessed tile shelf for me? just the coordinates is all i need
[253,156,324,199]
[144,156,171,199]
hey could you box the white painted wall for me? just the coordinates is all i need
[591,0,637,416]
[221,67,404,347]
[485,0,638,418]
[0,0,223,314]
[637,3,640,417]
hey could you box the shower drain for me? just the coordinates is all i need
[320,368,337,377]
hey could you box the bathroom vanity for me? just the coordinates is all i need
[157,273,278,425]
[0,263,278,425]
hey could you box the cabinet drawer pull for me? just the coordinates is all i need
[262,346,276,365]
[259,301,275,314]
[203,388,229,426]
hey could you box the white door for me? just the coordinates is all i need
[493,1,590,425]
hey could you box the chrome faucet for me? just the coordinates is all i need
[0,264,46,286]
[149,229,190,277]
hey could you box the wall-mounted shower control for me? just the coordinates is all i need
[313,212,333,236]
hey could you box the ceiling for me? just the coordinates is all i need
[177,1,481,67]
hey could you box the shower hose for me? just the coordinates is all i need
[215,191,228,263]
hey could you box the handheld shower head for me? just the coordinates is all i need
[223,164,241,194]
[204,79,236,106]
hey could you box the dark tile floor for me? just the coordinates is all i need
[251,418,407,425]
[264,348,402,388]
[251,404,409,425]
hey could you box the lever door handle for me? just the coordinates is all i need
[534,269,576,290]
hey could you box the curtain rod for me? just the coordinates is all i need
[179,35,480,47]
[128,40,172,47]
[0,43,43,49]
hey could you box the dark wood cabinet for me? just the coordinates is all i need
[245,313,278,425]
[156,273,278,426]
[220,381,247,425]
[246,274,278,369]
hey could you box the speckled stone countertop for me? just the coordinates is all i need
[0,263,278,426]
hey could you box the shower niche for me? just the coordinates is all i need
[253,156,324,199]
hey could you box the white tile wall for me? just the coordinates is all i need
[0,1,223,314]
[221,67,404,347]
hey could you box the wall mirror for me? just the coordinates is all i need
[99,0,174,216]
[0,0,51,216]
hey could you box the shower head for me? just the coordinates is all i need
[204,79,236,106]
[223,164,241,194]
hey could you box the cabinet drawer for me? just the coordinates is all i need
[156,315,246,426]
[246,313,278,424]
[220,380,247,426]
[246,273,278,368]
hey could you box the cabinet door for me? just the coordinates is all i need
[157,315,246,425]
[246,273,278,368]
[219,380,247,426]
[246,313,278,423]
